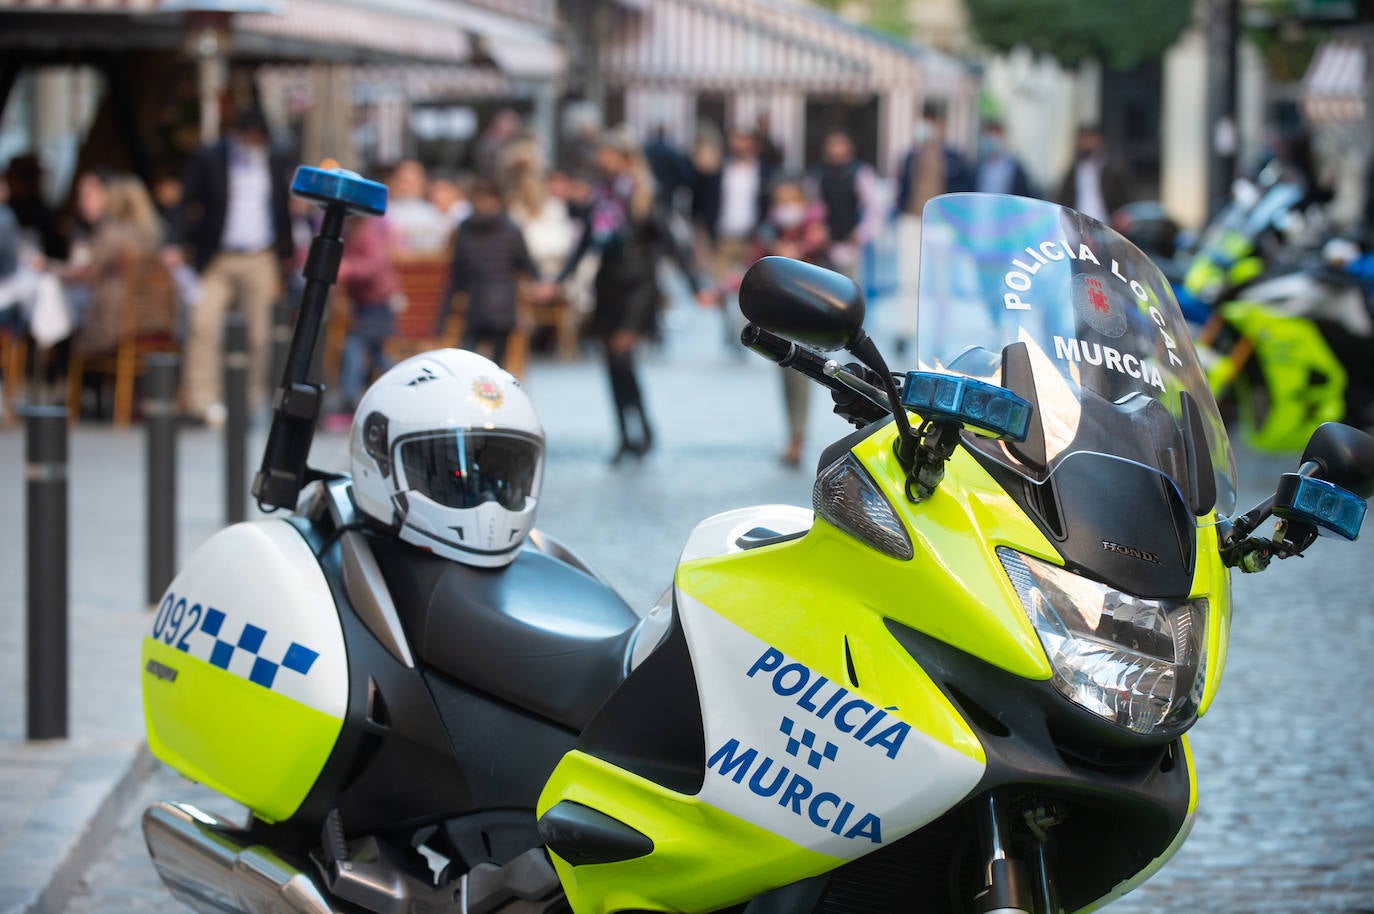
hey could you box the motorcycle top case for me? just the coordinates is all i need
[141,520,348,823]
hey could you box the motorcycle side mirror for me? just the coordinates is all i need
[739,256,866,352]
[1301,422,1374,499]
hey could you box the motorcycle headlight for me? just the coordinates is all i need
[998,548,1207,735]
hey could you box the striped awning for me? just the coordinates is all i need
[0,0,278,10]
[1302,39,1366,124]
[235,0,473,63]
[604,0,956,94]
[260,62,514,107]
[234,0,562,75]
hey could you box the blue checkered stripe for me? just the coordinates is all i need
[779,716,839,770]
[201,608,319,690]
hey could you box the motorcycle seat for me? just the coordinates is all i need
[366,533,640,732]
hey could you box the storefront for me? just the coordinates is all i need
[601,0,976,175]
[0,0,562,192]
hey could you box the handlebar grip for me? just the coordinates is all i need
[740,325,831,380]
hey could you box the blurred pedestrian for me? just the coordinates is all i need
[975,119,1033,197]
[689,126,724,253]
[439,179,549,368]
[557,128,712,464]
[753,112,785,173]
[4,154,68,262]
[708,128,772,350]
[1057,124,1130,223]
[427,169,471,238]
[169,107,294,425]
[472,109,522,182]
[893,101,973,355]
[331,200,401,426]
[756,179,829,466]
[0,179,20,315]
[67,175,168,362]
[811,131,880,280]
[385,160,451,255]
[644,124,694,212]
[507,161,575,284]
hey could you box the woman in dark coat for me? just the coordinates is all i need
[558,128,712,464]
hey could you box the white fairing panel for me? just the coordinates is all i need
[147,521,348,719]
[677,590,985,859]
[677,505,815,565]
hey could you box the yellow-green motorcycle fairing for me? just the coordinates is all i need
[539,420,1230,914]
[1209,300,1348,453]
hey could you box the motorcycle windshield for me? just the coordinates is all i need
[915,194,1237,524]
[1197,182,1303,259]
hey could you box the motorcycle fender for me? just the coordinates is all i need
[141,520,348,823]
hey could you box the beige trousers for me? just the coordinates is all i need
[182,250,280,416]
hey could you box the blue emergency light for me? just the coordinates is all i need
[1272,473,1367,541]
[900,371,1033,442]
[291,166,388,216]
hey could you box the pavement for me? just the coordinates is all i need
[2,296,1374,912]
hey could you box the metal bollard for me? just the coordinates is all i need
[270,298,293,390]
[25,405,68,740]
[145,354,178,607]
[224,313,249,525]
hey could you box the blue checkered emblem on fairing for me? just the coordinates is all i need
[201,608,319,690]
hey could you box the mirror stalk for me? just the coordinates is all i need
[847,331,918,467]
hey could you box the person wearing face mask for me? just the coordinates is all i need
[892,100,973,356]
[754,179,829,466]
[975,119,1033,198]
[1057,124,1130,224]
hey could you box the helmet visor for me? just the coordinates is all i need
[397,431,540,511]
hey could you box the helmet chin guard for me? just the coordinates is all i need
[350,349,545,568]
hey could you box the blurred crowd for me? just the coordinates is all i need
[0,98,1171,465]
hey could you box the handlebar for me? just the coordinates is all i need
[740,324,890,419]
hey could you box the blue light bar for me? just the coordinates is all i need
[1273,473,1367,541]
[900,371,1033,441]
[291,166,388,216]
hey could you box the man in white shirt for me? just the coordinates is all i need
[385,160,452,255]
[709,130,771,347]
[170,108,293,424]
[712,130,769,274]
[1058,125,1130,224]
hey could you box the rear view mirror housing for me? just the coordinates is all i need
[739,257,865,352]
[1301,422,1374,499]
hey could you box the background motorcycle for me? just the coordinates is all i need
[137,176,1374,914]
[1182,172,1373,451]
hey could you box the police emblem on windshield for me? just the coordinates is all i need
[472,377,505,411]
[1072,273,1128,339]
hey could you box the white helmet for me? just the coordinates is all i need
[349,349,544,568]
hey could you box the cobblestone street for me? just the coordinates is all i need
[38,304,1374,913]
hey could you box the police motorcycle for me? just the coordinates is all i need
[140,173,1374,914]
[1181,171,1374,451]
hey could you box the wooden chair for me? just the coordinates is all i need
[526,287,579,361]
[379,257,461,366]
[66,253,178,427]
[0,322,26,425]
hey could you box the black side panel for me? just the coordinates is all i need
[537,801,653,866]
[283,517,477,840]
[424,669,579,809]
[577,606,706,795]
